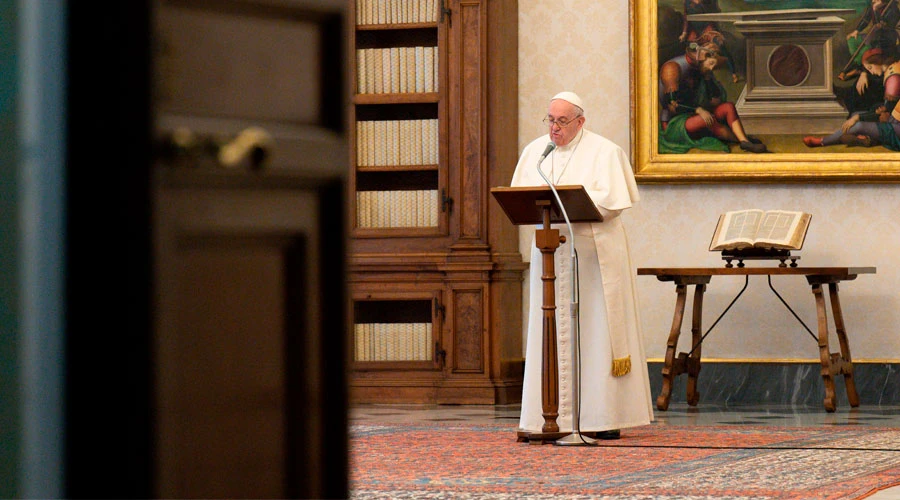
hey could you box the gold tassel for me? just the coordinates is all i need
[612,356,631,377]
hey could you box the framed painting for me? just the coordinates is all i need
[631,0,900,183]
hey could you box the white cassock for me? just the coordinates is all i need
[511,128,654,434]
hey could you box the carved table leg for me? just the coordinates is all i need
[829,282,860,407]
[658,284,687,411]
[686,283,706,406]
[811,283,837,412]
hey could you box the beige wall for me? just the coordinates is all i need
[518,0,899,361]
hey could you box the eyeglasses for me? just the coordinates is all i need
[542,115,582,128]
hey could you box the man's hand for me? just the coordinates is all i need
[841,114,860,133]
[856,71,870,95]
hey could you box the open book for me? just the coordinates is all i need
[709,209,812,252]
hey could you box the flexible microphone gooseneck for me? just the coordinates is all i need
[539,142,556,162]
[535,142,596,446]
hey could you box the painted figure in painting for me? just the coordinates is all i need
[842,0,900,78]
[838,0,900,114]
[804,48,900,150]
[678,0,740,83]
[658,31,767,154]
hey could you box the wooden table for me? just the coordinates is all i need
[638,266,876,412]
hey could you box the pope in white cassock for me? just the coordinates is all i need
[512,91,654,439]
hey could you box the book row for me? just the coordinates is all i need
[356,47,438,95]
[355,0,439,26]
[356,190,439,228]
[354,322,434,362]
[356,119,439,167]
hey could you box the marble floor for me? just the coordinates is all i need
[351,402,900,499]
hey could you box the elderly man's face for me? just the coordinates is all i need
[547,99,584,147]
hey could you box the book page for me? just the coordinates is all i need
[755,211,795,242]
[724,210,763,241]
[754,211,811,249]
[709,209,764,250]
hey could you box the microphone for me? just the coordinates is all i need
[539,142,556,162]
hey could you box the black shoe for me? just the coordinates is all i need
[595,429,621,440]
[740,140,767,153]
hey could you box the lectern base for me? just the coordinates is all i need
[516,430,568,445]
[554,431,599,446]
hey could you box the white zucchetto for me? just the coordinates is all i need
[551,91,585,114]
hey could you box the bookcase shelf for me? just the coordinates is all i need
[348,0,524,405]
[353,298,439,368]
[353,93,440,104]
[356,22,438,31]
[355,27,437,47]
[357,164,438,172]
[354,0,441,26]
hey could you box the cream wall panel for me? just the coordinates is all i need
[518,0,899,361]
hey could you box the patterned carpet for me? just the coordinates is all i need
[350,422,900,499]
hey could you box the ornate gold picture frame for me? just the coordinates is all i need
[631,0,900,183]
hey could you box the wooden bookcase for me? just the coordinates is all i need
[349,0,524,404]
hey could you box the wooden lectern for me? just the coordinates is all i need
[490,185,603,444]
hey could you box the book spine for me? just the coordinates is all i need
[364,48,375,94]
[388,120,398,166]
[424,46,434,92]
[391,0,399,24]
[390,47,400,93]
[398,47,408,94]
[415,190,424,227]
[381,48,391,93]
[429,189,438,226]
[354,323,363,360]
[373,48,384,94]
[364,0,373,25]
[412,119,423,165]
[377,0,386,24]
[405,47,416,94]
[356,49,365,94]
[415,46,425,93]
[390,191,400,228]
[399,120,410,166]
[379,120,388,167]
[433,45,439,92]
[424,322,432,361]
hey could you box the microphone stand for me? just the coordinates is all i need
[536,144,597,447]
